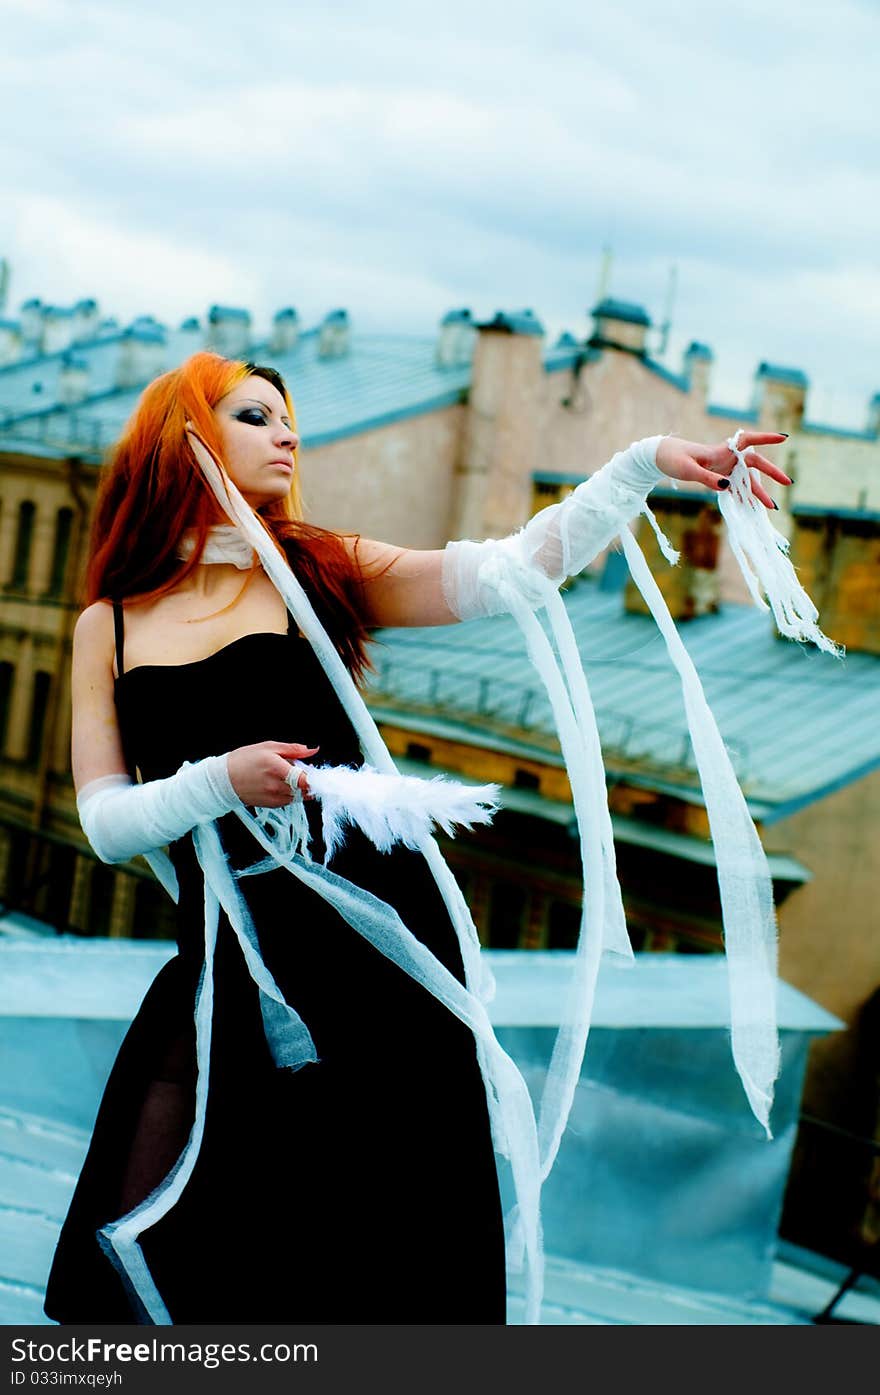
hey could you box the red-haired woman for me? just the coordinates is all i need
[43,351,791,1324]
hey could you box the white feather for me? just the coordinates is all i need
[286,763,501,863]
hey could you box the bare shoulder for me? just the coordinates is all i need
[72,601,116,672]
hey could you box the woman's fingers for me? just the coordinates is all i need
[747,470,777,510]
[742,449,792,485]
[736,431,788,449]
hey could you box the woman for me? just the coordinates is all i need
[44,350,791,1324]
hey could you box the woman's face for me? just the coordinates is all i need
[212,374,299,509]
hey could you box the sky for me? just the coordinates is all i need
[1,0,878,430]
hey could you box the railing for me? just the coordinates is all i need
[368,657,751,781]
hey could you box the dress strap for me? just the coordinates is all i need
[112,600,125,679]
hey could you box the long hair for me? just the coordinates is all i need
[86,351,376,679]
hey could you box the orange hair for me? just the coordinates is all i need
[86,350,376,679]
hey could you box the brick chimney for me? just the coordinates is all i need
[0,318,22,366]
[752,362,807,433]
[115,322,166,388]
[623,488,723,619]
[589,297,651,354]
[58,352,89,405]
[435,308,475,368]
[788,505,880,655]
[269,307,300,354]
[684,341,713,406]
[207,305,252,358]
[317,309,350,359]
[452,309,544,540]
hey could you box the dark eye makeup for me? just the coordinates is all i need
[234,408,268,426]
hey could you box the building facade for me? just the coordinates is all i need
[1,289,878,1267]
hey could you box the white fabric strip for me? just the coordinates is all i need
[720,431,842,656]
[618,525,780,1135]
[98,874,220,1324]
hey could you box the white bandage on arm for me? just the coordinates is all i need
[441,437,666,619]
[76,754,241,864]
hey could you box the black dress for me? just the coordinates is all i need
[43,602,506,1324]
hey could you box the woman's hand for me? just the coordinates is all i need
[227,741,319,806]
[655,432,792,509]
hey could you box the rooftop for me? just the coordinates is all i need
[365,580,880,824]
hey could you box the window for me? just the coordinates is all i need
[487,882,526,948]
[513,768,540,791]
[405,741,431,764]
[48,507,74,598]
[26,671,51,766]
[10,501,35,590]
[547,900,581,949]
[0,662,12,754]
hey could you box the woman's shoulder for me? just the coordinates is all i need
[72,600,117,678]
[75,599,115,643]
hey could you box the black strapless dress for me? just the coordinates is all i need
[43,615,506,1324]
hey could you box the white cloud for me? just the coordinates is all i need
[8,195,259,324]
[0,0,876,429]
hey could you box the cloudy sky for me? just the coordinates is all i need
[2,0,878,429]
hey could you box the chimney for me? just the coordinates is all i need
[0,318,22,366]
[115,323,166,388]
[40,306,77,356]
[317,309,350,359]
[20,298,42,346]
[589,297,651,354]
[71,298,99,342]
[684,341,713,405]
[623,488,722,619]
[752,362,807,433]
[452,309,544,540]
[178,316,203,354]
[269,307,300,354]
[435,308,475,367]
[788,505,880,655]
[207,305,252,357]
[58,352,89,404]
[867,392,880,439]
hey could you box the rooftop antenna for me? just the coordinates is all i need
[656,262,677,358]
[596,244,613,305]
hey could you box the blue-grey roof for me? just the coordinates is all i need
[365,579,880,823]
[800,420,876,442]
[706,404,760,423]
[757,362,809,388]
[0,306,872,461]
[641,356,689,392]
[686,341,713,360]
[0,318,570,454]
[592,298,651,326]
[793,503,880,524]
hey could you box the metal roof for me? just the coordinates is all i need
[364,580,880,822]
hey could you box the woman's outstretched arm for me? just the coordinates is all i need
[352,431,790,629]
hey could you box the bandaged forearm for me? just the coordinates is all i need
[441,436,665,620]
[77,755,240,864]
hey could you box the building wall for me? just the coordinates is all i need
[300,403,465,547]
[763,768,880,1268]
